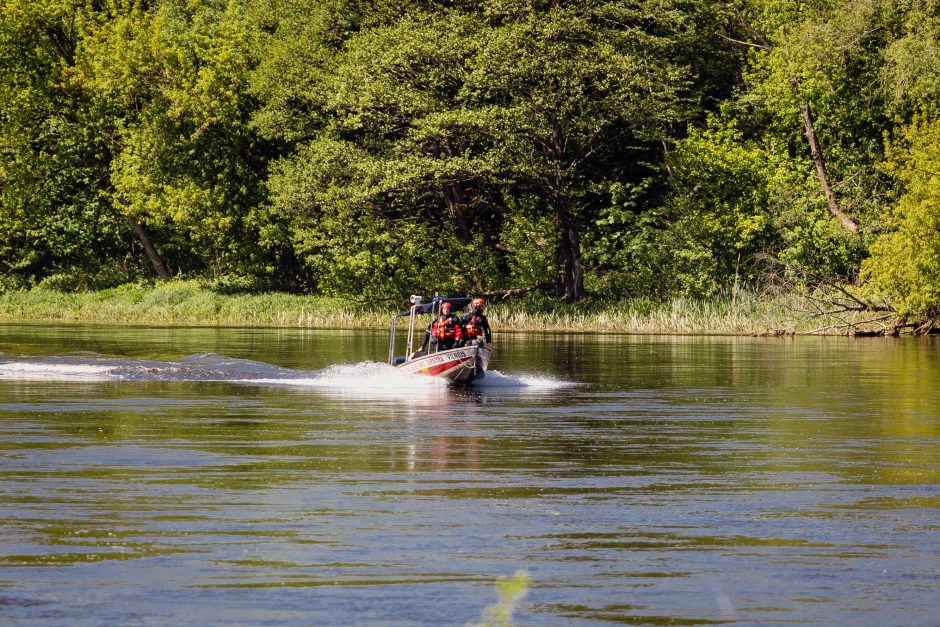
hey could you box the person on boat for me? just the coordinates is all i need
[460,297,492,345]
[420,301,463,352]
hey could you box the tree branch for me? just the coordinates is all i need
[485,285,548,300]
[724,3,774,50]
[805,313,893,334]
[715,32,771,51]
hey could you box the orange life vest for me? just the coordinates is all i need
[432,316,461,340]
[464,315,482,338]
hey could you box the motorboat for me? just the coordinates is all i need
[388,295,491,384]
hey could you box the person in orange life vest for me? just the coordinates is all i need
[460,297,492,344]
[421,301,463,352]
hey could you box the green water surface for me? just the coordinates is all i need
[1,325,938,625]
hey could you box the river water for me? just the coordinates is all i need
[1,324,938,625]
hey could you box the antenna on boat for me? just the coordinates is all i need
[430,292,440,354]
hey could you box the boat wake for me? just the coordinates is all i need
[0,353,577,393]
[242,362,450,393]
[473,369,581,390]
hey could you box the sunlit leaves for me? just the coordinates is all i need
[0,0,128,287]
[862,115,940,317]
[78,0,271,277]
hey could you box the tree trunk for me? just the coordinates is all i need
[543,118,584,302]
[443,181,472,243]
[553,194,585,302]
[128,217,171,279]
[790,78,859,235]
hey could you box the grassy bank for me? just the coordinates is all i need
[0,280,880,334]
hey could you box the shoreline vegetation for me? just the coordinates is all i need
[3,3,940,331]
[0,281,890,336]
[3,3,940,332]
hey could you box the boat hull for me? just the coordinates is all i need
[396,344,491,383]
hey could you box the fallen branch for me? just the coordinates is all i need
[830,282,890,312]
[485,285,547,301]
[805,313,893,335]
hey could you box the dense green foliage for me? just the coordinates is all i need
[1,0,939,319]
[861,114,940,319]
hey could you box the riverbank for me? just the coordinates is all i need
[0,280,881,335]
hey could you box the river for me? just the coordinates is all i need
[1,324,939,625]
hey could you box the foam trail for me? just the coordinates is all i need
[253,362,445,388]
[0,361,119,381]
[0,355,451,397]
[0,355,576,395]
[241,362,452,402]
[472,369,581,390]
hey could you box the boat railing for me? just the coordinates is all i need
[389,295,472,365]
[388,295,432,365]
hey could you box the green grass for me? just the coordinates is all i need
[0,281,386,328]
[0,280,889,334]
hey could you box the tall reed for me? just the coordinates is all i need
[0,281,885,334]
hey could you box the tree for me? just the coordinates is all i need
[716,0,897,237]
[77,0,274,281]
[654,118,788,295]
[650,0,915,294]
[879,2,940,118]
[0,0,130,288]
[255,1,697,300]
[466,0,692,301]
[254,5,502,295]
[861,114,940,328]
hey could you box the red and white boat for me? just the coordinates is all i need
[388,296,491,384]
